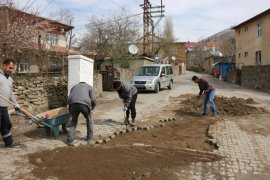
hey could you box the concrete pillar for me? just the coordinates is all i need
[67,55,94,95]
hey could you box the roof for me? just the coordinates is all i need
[0,5,74,31]
[233,8,270,29]
[185,41,197,48]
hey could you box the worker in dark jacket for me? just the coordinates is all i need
[113,80,137,126]
[192,76,217,117]
[67,82,96,145]
[0,59,21,147]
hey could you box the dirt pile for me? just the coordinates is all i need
[178,95,266,116]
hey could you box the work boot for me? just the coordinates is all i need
[66,139,80,146]
[130,119,135,126]
[211,113,217,117]
[85,135,94,141]
[5,141,21,148]
[201,112,207,116]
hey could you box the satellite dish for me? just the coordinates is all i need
[128,44,138,55]
[172,56,176,61]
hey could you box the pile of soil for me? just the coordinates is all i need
[177,95,266,116]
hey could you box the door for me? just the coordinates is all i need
[100,70,114,91]
[159,67,167,88]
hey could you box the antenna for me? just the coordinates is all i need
[128,44,138,55]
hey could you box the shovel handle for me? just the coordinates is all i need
[0,94,38,120]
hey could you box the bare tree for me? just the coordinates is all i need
[218,37,236,57]
[79,10,140,66]
[50,8,76,49]
[0,0,55,59]
[158,16,175,56]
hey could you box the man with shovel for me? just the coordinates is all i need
[192,75,217,117]
[112,80,137,126]
[0,58,21,147]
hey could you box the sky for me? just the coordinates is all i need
[18,0,270,42]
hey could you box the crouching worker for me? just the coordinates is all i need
[113,80,137,126]
[67,82,96,145]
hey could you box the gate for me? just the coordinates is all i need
[100,70,113,91]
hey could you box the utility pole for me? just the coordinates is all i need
[140,0,165,56]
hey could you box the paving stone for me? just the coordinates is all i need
[95,139,103,144]
[109,134,116,139]
[143,127,150,131]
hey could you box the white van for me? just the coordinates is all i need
[132,64,173,93]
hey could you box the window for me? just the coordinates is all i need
[48,58,61,72]
[166,66,173,75]
[245,52,248,57]
[245,26,248,32]
[238,53,241,58]
[256,23,262,37]
[238,29,241,35]
[46,33,58,45]
[161,67,166,75]
[49,59,57,67]
[256,51,261,64]
[170,47,177,56]
[17,59,29,73]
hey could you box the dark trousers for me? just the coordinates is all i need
[126,93,137,121]
[67,103,93,142]
[0,107,13,146]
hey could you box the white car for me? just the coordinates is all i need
[132,64,173,93]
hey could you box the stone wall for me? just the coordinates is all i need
[13,76,68,114]
[13,73,103,114]
[226,68,237,84]
[241,65,270,91]
[93,73,103,98]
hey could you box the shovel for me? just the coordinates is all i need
[0,94,50,126]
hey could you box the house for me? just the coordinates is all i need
[232,9,270,90]
[186,28,235,73]
[0,6,74,74]
[165,42,186,64]
[186,41,221,72]
[233,8,270,69]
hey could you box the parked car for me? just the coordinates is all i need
[132,64,173,93]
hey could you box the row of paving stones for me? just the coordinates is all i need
[0,116,177,179]
[163,117,270,180]
[70,117,177,147]
[180,118,270,180]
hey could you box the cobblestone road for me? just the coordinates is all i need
[1,72,270,180]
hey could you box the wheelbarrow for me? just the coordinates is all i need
[11,107,70,138]
[36,107,70,138]
[0,94,70,138]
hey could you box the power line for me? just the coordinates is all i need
[74,12,143,30]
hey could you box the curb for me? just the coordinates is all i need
[71,116,178,147]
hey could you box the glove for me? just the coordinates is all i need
[123,107,128,112]
[14,105,20,112]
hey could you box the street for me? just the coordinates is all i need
[1,71,270,180]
